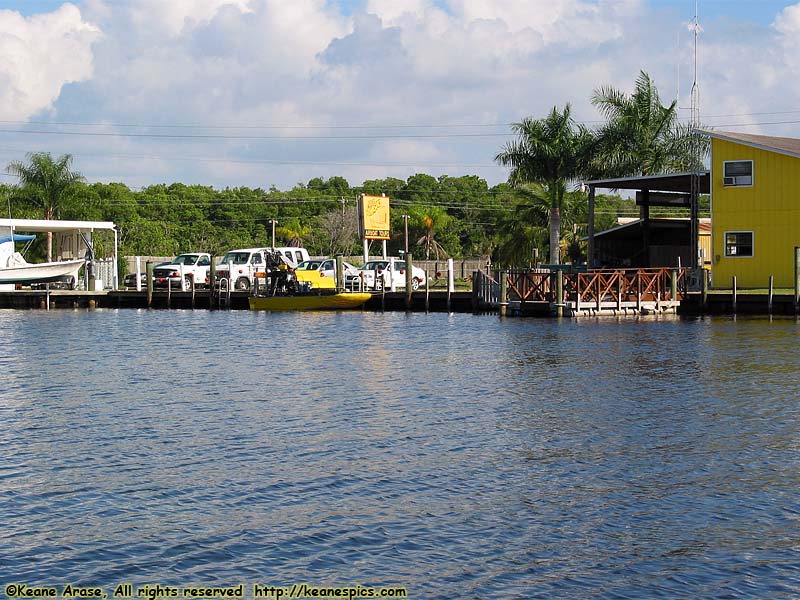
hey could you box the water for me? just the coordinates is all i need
[1,310,799,599]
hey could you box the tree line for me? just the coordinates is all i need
[3,71,707,267]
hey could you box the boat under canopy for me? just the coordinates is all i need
[0,219,118,288]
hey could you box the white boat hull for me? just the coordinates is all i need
[0,259,84,284]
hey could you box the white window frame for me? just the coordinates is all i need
[724,230,754,258]
[722,160,754,188]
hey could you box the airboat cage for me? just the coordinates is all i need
[0,218,119,289]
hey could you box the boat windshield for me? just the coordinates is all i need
[363,261,388,270]
[173,254,199,265]
[221,252,250,265]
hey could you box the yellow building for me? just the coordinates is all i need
[706,130,800,289]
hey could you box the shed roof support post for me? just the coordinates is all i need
[641,189,650,268]
[588,186,595,269]
[690,178,699,269]
[113,228,119,290]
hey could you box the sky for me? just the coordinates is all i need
[1,0,800,192]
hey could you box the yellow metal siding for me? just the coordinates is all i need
[711,138,800,288]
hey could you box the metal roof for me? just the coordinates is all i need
[698,129,800,160]
[0,219,116,232]
[586,171,710,194]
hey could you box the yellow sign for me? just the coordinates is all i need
[359,195,390,240]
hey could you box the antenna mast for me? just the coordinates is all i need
[689,0,701,270]
[690,0,700,127]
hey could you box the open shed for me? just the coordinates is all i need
[586,172,710,268]
[0,218,119,289]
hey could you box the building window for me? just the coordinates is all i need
[725,231,753,257]
[723,160,753,187]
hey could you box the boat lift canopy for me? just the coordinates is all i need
[0,234,36,244]
[0,219,119,289]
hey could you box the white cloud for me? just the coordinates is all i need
[0,4,99,121]
[774,3,800,35]
[96,0,253,38]
[4,0,800,190]
[365,0,434,25]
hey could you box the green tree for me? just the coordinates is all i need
[6,152,85,260]
[276,217,312,248]
[494,184,549,267]
[495,104,593,264]
[591,70,706,178]
[407,205,452,260]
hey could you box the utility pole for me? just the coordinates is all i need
[402,214,409,255]
[269,219,277,249]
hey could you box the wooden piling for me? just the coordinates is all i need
[335,255,344,292]
[167,276,171,308]
[471,272,479,312]
[425,274,430,313]
[209,256,216,311]
[146,261,154,308]
[499,270,508,317]
[636,273,642,313]
[405,253,413,310]
[447,258,453,312]
[556,271,564,318]
[670,269,678,312]
[732,275,737,314]
[701,268,708,311]
[768,275,774,315]
[596,273,601,312]
[795,247,800,314]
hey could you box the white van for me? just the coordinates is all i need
[215,247,310,290]
[273,247,310,267]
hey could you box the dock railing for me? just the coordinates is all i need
[472,270,499,309]
[476,267,687,314]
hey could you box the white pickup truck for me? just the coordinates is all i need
[152,253,212,289]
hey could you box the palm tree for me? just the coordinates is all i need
[409,206,451,260]
[6,152,85,260]
[591,70,706,177]
[276,218,312,248]
[495,104,593,264]
[494,183,550,267]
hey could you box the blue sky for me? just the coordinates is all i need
[652,0,795,24]
[8,0,795,24]
[1,0,800,190]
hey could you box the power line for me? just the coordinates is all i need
[2,106,799,134]
[0,147,498,170]
[0,119,513,131]
[0,128,512,141]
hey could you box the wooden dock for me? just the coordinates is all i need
[473,268,686,316]
[8,268,794,317]
[0,287,475,312]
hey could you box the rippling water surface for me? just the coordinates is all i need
[1,309,799,599]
